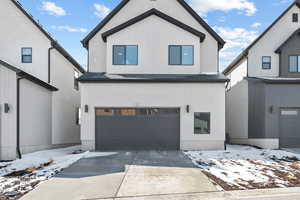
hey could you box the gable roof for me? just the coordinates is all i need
[275,28,300,53]
[102,8,206,43]
[0,59,58,91]
[81,0,225,49]
[11,0,85,74]
[223,0,300,75]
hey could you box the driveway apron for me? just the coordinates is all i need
[21,151,217,200]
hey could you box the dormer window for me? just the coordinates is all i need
[169,45,194,65]
[113,45,138,65]
[293,13,298,22]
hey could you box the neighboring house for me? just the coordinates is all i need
[224,0,300,149]
[0,0,85,160]
[79,0,229,151]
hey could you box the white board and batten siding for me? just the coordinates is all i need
[0,65,17,160]
[89,0,219,74]
[51,49,81,145]
[81,83,226,151]
[248,5,300,78]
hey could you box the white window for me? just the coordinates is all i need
[76,107,81,125]
[281,110,298,116]
[74,70,79,90]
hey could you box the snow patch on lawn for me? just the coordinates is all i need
[185,145,300,190]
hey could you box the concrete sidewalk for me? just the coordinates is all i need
[103,187,300,200]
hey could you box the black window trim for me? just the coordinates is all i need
[288,55,300,73]
[21,47,33,63]
[168,45,194,66]
[112,45,138,66]
[293,13,299,22]
[194,112,211,135]
[262,56,271,70]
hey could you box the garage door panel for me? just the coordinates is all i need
[279,109,300,148]
[95,108,180,151]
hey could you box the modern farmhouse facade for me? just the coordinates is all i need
[224,0,300,149]
[79,0,228,151]
[0,0,85,160]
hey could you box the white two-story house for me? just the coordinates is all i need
[0,0,85,160]
[224,0,300,149]
[79,0,228,151]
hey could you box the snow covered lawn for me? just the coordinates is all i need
[185,145,300,191]
[0,146,116,200]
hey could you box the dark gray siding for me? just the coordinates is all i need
[279,33,300,78]
[264,84,300,138]
[248,81,300,139]
[248,79,266,138]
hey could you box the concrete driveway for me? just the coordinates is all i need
[21,151,217,200]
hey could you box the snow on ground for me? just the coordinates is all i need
[0,146,117,200]
[185,145,300,191]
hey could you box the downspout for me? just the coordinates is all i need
[48,45,54,83]
[16,77,24,159]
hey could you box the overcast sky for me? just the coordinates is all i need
[17,0,294,71]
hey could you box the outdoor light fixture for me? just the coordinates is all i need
[269,106,274,114]
[186,105,190,113]
[84,105,89,113]
[4,103,10,113]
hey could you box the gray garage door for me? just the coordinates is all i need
[95,108,180,151]
[279,108,300,148]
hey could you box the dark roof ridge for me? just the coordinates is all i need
[275,28,300,53]
[81,0,225,49]
[102,8,206,43]
[0,59,58,91]
[11,0,85,74]
[223,0,300,75]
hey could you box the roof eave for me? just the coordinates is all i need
[224,1,300,74]
[101,8,206,43]
[81,0,225,49]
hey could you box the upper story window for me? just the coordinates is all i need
[169,45,194,65]
[293,13,298,22]
[262,56,271,69]
[289,55,300,72]
[113,45,138,65]
[74,70,79,90]
[21,48,32,63]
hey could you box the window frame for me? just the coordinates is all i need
[288,55,300,73]
[168,45,194,66]
[194,112,211,135]
[76,107,81,125]
[112,45,138,65]
[21,47,32,63]
[74,70,79,90]
[262,56,271,70]
[293,13,299,22]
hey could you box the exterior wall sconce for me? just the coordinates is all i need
[4,103,10,113]
[186,105,190,113]
[269,106,274,114]
[84,105,89,113]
